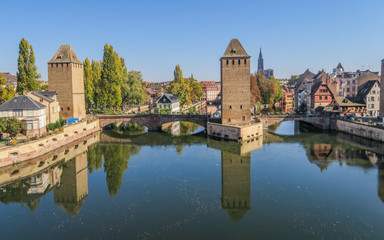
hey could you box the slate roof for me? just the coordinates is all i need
[310,81,323,95]
[31,91,57,103]
[337,63,344,70]
[0,96,46,111]
[357,80,380,98]
[356,71,380,86]
[48,45,82,64]
[222,39,250,58]
[156,93,179,104]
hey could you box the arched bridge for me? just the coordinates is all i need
[261,115,329,129]
[98,114,208,131]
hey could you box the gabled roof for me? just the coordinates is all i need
[356,71,380,87]
[0,96,46,111]
[357,80,380,98]
[333,96,365,107]
[222,39,250,58]
[156,93,179,104]
[337,63,344,70]
[30,91,57,103]
[48,45,82,64]
[295,69,315,90]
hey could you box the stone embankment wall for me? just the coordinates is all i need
[0,120,100,167]
[332,119,384,142]
[207,122,263,142]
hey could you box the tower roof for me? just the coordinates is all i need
[337,63,344,70]
[48,45,82,64]
[222,39,250,58]
[258,48,263,59]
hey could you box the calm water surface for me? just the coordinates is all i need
[1,121,384,239]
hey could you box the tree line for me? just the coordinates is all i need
[251,72,283,110]
[167,65,203,106]
[84,44,147,110]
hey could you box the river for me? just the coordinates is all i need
[1,121,384,239]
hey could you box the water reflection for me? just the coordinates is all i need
[1,121,384,222]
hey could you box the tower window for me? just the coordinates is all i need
[226,59,228,65]
[61,107,63,111]
[238,59,240,65]
[243,116,245,121]
[244,59,247,65]
[229,105,232,109]
[56,63,58,67]
[232,59,234,65]
[240,105,243,109]
[67,107,70,111]
[228,118,231,122]
[61,63,63,67]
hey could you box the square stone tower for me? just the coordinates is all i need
[381,59,384,118]
[48,45,86,119]
[221,39,251,125]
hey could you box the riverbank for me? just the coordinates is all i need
[0,119,100,167]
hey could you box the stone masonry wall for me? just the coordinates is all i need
[0,120,100,167]
[332,119,384,142]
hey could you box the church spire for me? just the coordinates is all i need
[258,48,264,72]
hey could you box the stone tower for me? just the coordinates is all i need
[380,59,384,118]
[48,45,86,119]
[257,48,264,72]
[220,39,251,125]
[221,151,251,221]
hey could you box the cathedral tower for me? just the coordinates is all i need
[48,45,86,119]
[220,39,251,125]
[257,48,264,72]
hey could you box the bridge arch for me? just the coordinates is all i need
[98,114,208,132]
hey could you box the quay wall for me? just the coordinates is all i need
[332,119,384,142]
[0,120,100,167]
[208,122,263,142]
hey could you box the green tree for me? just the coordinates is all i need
[287,75,300,86]
[0,118,26,137]
[167,65,190,106]
[122,69,147,106]
[100,44,123,110]
[91,60,102,107]
[250,73,262,106]
[0,73,15,104]
[186,76,203,102]
[16,38,41,94]
[83,58,94,108]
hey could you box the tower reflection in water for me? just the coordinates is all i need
[0,133,98,216]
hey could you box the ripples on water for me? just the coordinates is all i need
[1,121,384,239]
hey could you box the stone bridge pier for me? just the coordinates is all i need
[98,114,208,132]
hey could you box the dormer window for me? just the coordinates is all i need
[57,56,62,59]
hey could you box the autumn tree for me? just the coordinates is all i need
[16,38,41,94]
[250,73,262,106]
[83,58,95,107]
[186,76,203,102]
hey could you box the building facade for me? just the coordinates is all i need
[48,45,86,119]
[220,39,251,125]
[0,96,47,137]
[156,94,180,113]
[26,91,60,124]
[357,80,381,117]
[201,81,219,101]
[1,72,17,89]
[381,59,384,118]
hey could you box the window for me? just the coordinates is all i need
[370,104,375,108]
[61,107,63,111]
[243,116,245,121]
[244,59,247,65]
[325,96,328,100]
[226,59,228,65]
[232,59,234,65]
[27,123,32,130]
[67,107,70,111]
[13,110,22,117]
[319,96,322,100]
[33,122,38,129]
[2,111,7,117]
[352,80,356,84]
[238,59,240,65]
[28,110,33,116]
[347,88,350,93]
[228,118,231,122]
[229,105,232,109]
[240,105,243,109]
[347,81,350,85]
[371,96,375,101]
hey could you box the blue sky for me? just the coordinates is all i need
[1,0,383,82]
